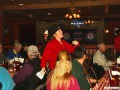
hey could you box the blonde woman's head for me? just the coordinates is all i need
[56,50,72,75]
[57,50,71,61]
[48,50,72,90]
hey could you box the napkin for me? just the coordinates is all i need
[36,70,45,79]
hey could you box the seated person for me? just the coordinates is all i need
[7,42,22,60]
[47,50,80,90]
[20,42,29,60]
[71,46,103,90]
[0,43,8,65]
[93,42,113,71]
[13,45,41,90]
[0,66,15,90]
[39,30,48,55]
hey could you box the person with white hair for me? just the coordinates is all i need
[93,43,113,71]
[13,45,41,90]
[40,30,48,55]
[7,41,22,60]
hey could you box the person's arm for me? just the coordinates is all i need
[41,42,53,70]
[7,50,13,60]
[13,64,33,84]
[89,78,97,83]
[89,78,105,83]
[63,40,80,53]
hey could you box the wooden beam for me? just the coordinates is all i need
[91,14,120,19]
[1,0,120,10]
[5,14,120,21]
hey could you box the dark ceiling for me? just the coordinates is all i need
[0,0,97,6]
[0,0,120,21]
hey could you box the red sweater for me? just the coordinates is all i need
[114,35,120,52]
[47,75,80,90]
[41,38,80,69]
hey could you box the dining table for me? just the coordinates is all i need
[0,60,23,77]
[92,70,120,90]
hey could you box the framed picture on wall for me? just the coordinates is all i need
[73,31,84,43]
[63,29,97,44]
[63,31,72,43]
[85,30,97,43]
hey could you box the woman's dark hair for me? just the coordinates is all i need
[22,42,29,47]
[73,46,86,59]
[115,28,120,35]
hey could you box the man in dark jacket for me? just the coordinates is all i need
[20,42,29,61]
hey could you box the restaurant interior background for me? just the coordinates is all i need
[0,0,120,45]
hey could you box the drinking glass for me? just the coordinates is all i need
[110,76,119,86]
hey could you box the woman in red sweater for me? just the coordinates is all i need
[41,24,80,71]
[46,51,80,90]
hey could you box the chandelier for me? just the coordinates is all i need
[65,7,81,19]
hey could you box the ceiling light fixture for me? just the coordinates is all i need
[65,7,81,19]
[28,14,33,18]
[18,3,24,6]
[105,29,109,34]
[47,12,52,15]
